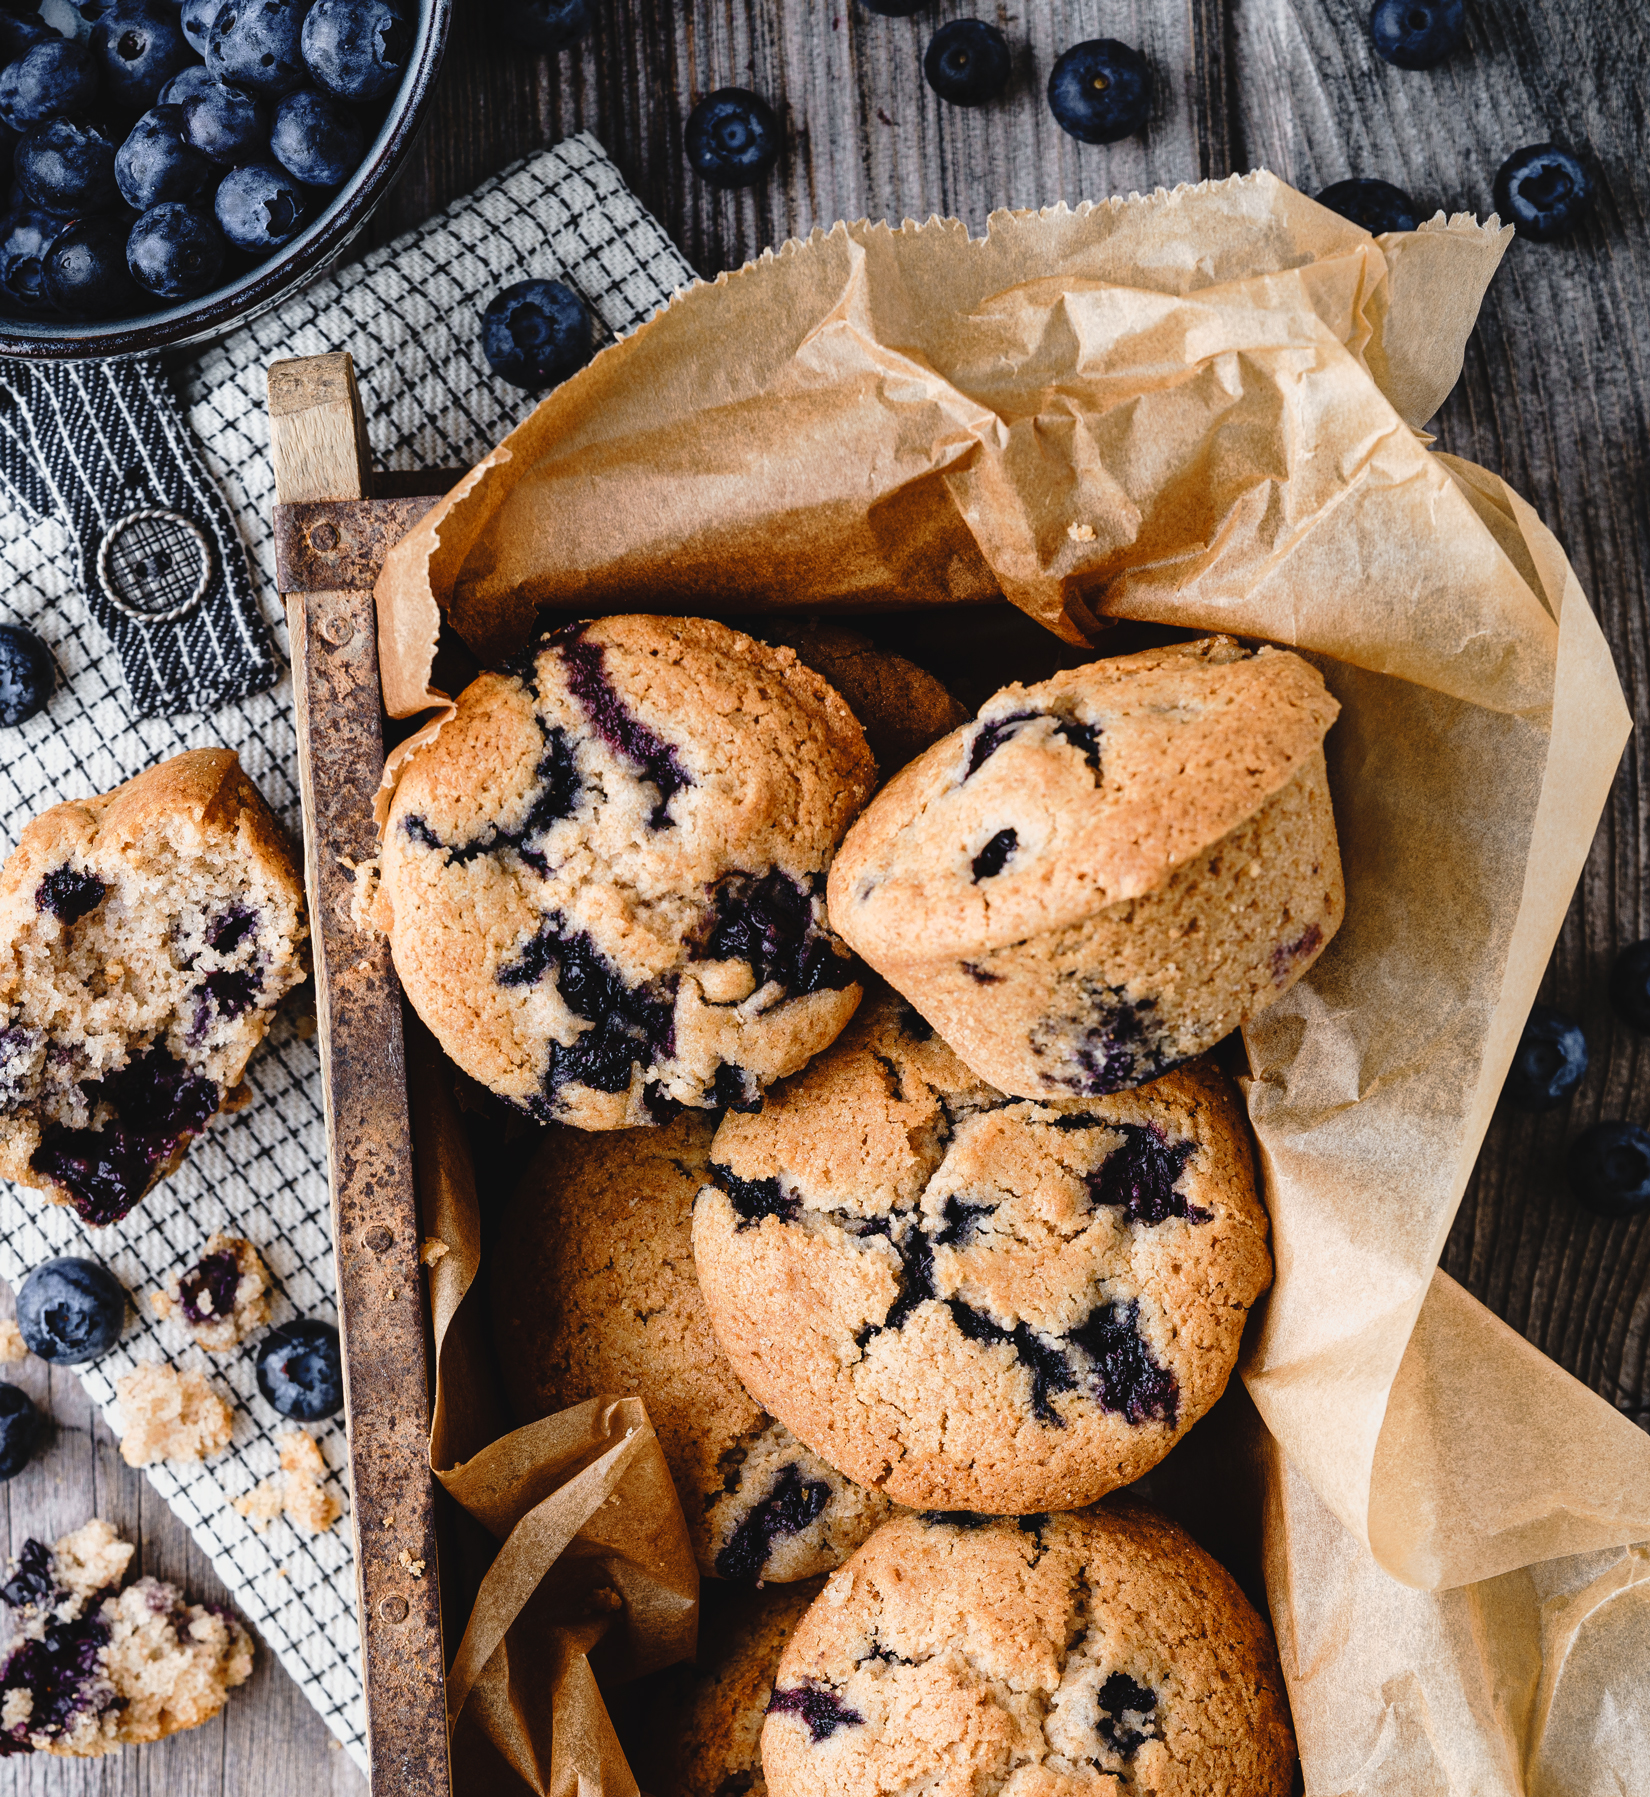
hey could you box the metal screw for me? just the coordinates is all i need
[378,1594,410,1623]
[364,1224,394,1253]
[310,521,339,552]
[319,609,355,647]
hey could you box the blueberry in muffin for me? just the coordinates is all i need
[375,616,876,1130]
[692,989,1272,1513]
[825,637,1343,1100]
[0,1518,252,1756]
[150,1232,270,1350]
[492,1113,893,1582]
[0,749,308,1226]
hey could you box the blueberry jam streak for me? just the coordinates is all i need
[34,868,105,925]
[766,1680,864,1743]
[712,1063,761,1112]
[966,711,1102,779]
[177,1249,240,1326]
[971,828,1018,882]
[404,725,581,875]
[714,1461,832,1582]
[1068,1300,1179,1426]
[497,916,676,1107]
[0,1542,117,1756]
[1035,979,1183,1096]
[1096,1671,1159,1757]
[947,1302,1077,1425]
[559,627,692,828]
[206,905,257,953]
[1084,1124,1208,1225]
[31,1045,219,1226]
[187,968,262,1045]
[695,869,856,995]
[712,1165,799,1228]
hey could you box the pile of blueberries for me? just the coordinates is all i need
[0,1251,344,1481]
[0,0,412,320]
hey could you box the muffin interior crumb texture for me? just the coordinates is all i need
[234,1432,341,1536]
[0,749,307,1225]
[150,1232,272,1352]
[0,1518,253,1758]
[114,1363,234,1468]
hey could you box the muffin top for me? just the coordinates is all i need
[760,1506,1295,1797]
[692,988,1272,1513]
[826,637,1339,958]
[377,614,878,1126]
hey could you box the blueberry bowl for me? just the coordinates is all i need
[0,0,449,359]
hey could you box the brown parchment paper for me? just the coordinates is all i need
[370,171,1647,1784]
[407,1030,698,1796]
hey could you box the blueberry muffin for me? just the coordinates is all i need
[647,1581,820,1797]
[492,1113,892,1581]
[760,1507,1295,1797]
[150,1233,270,1350]
[825,637,1342,1098]
[0,1518,254,1757]
[0,749,308,1225]
[692,989,1271,1513]
[376,616,877,1129]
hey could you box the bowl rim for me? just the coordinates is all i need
[0,0,453,362]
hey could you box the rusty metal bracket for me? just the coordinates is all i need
[273,494,442,593]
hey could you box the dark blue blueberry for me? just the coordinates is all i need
[1369,0,1465,70]
[127,199,223,295]
[1568,1122,1650,1219]
[497,0,590,53]
[179,75,264,161]
[711,1164,799,1228]
[1084,1122,1206,1224]
[0,14,56,64]
[179,0,221,54]
[1067,1298,1178,1425]
[256,1317,343,1419]
[0,1537,56,1611]
[0,38,102,133]
[1609,942,1650,1034]
[42,212,139,316]
[970,827,1016,881]
[34,866,103,921]
[696,868,856,995]
[0,1383,40,1480]
[1316,176,1421,235]
[269,85,360,186]
[765,1680,863,1743]
[1494,144,1593,243]
[176,1247,240,1326]
[0,620,55,721]
[115,105,211,208]
[159,62,218,104]
[206,0,310,94]
[480,276,591,390]
[1503,1003,1587,1111]
[15,116,118,214]
[1096,1671,1158,1756]
[1047,38,1150,145]
[15,1257,126,1363]
[685,86,779,190]
[213,156,305,248]
[92,6,192,108]
[922,19,1009,107]
[299,0,407,100]
[714,1463,831,1582]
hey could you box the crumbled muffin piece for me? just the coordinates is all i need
[0,1517,253,1757]
[233,1431,341,1535]
[151,1233,270,1351]
[419,1238,449,1268]
[114,1363,233,1466]
[0,1320,26,1361]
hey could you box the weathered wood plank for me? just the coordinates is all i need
[1230,0,1650,1429]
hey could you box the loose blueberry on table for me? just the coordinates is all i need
[0,1384,40,1481]
[15,1258,126,1364]
[0,622,54,725]
[1494,144,1593,242]
[1568,1122,1650,1219]
[1503,1004,1587,1112]
[481,277,592,391]
[1609,942,1650,1033]
[923,20,1010,108]
[0,0,413,319]
[685,86,780,190]
[256,1318,343,1419]
[1368,0,1466,70]
[1315,176,1421,234]
[1047,38,1151,145]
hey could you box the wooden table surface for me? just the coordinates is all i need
[6,1,1647,1790]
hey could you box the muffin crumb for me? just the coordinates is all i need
[115,1364,234,1466]
[150,1234,270,1351]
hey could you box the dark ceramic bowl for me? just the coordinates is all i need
[0,0,451,361]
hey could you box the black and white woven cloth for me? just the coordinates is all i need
[0,133,694,1773]
[0,356,278,718]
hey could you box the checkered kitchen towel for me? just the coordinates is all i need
[0,133,695,1771]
